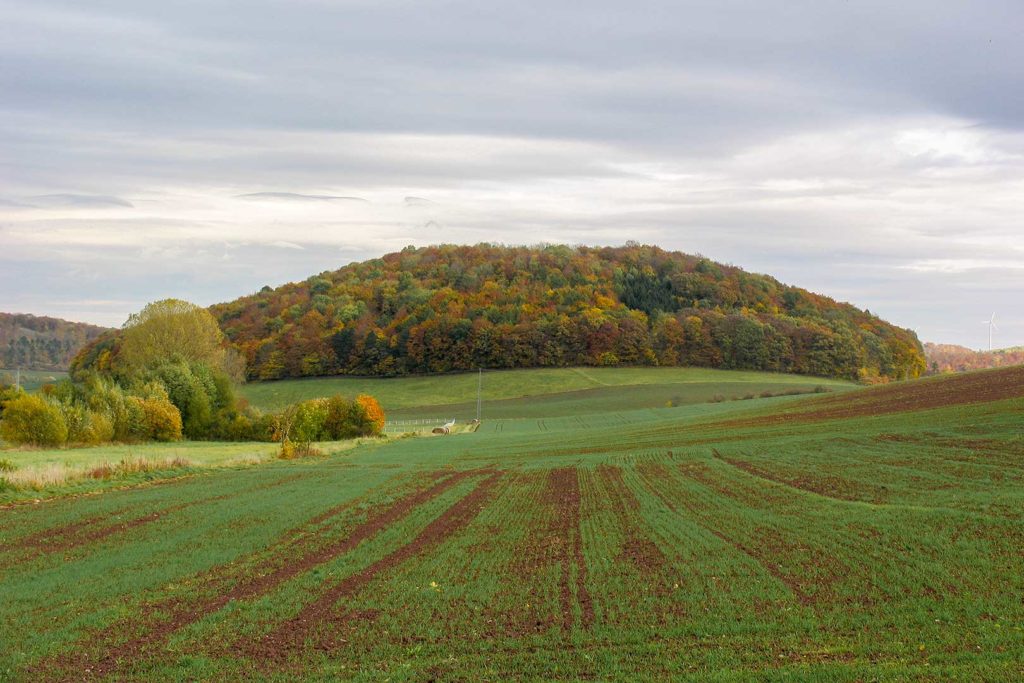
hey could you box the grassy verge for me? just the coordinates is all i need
[0,438,379,504]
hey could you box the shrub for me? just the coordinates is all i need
[59,403,115,445]
[324,395,355,440]
[0,458,16,472]
[0,384,24,418]
[0,394,68,446]
[129,396,183,442]
[355,395,385,436]
[291,399,328,444]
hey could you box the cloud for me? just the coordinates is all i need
[1,0,1023,347]
[30,194,134,208]
[238,192,368,203]
[268,240,305,250]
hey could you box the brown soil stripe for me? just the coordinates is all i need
[719,364,1024,429]
[635,461,813,605]
[40,469,474,680]
[2,471,316,563]
[711,450,887,503]
[248,471,503,662]
[544,467,594,633]
[1,501,210,564]
[596,464,668,581]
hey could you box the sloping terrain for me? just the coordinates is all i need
[925,342,1024,374]
[72,244,925,383]
[2,369,1023,681]
[0,313,109,371]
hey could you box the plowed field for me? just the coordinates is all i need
[3,368,1023,681]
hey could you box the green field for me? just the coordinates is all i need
[241,367,854,421]
[0,368,68,393]
[2,366,1023,681]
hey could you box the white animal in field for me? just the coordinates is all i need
[443,419,456,430]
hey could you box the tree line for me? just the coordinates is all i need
[2,301,384,451]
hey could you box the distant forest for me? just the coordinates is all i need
[194,244,924,383]
[1,313,110,371]
[924,343,1024,374]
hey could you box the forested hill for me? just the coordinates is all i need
[1,313,110,371]
[925,342,1024,374]
[207,244,925,383]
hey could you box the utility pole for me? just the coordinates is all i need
[476,367,482,422]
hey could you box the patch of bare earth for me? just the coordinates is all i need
[596,465,669,595]
[500,467,594,639]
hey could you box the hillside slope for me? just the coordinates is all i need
[211,244,924,382]
[925,342,1024,374]
[0,313,110,371]
[4,367,1023,680]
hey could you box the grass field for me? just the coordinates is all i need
[0,368,68,393]
[241,366,854,421]
[2,366,1023,681]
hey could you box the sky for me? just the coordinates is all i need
[1,0,1022,349]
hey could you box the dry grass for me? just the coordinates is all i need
[1,456,195,491]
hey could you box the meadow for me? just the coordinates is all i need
[1,366,1022,681]
[0,369,68,394]
[241,366,853,420]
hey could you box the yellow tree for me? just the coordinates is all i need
[118,299,229,375]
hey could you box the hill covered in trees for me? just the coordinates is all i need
[207,244,925,383]
[1,313,110,371]
[924,342,1024,374]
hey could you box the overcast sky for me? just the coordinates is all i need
[2,0,1022,349]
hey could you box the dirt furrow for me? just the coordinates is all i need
[711,450,889,504]
[3,471,318,565]
[39,469,475,680]
[635,461,814,605]
[246,470,503,662]
[544,467,594,632]
[596,464,668,582]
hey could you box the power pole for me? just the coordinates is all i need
[476,367,482,422]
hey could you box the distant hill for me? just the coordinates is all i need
[924,342,1024,374]
[197,244,924,383]
[1,313,111,371]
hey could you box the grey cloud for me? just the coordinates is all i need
[1,0,1023,347]
[238,192,368,203]
[30,194,134,208]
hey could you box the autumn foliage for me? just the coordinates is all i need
[209,244,925,382]
[924,343,1024,374]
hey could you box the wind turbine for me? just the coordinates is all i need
[982,313,998,351]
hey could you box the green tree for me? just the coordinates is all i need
[118,299,230,377]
